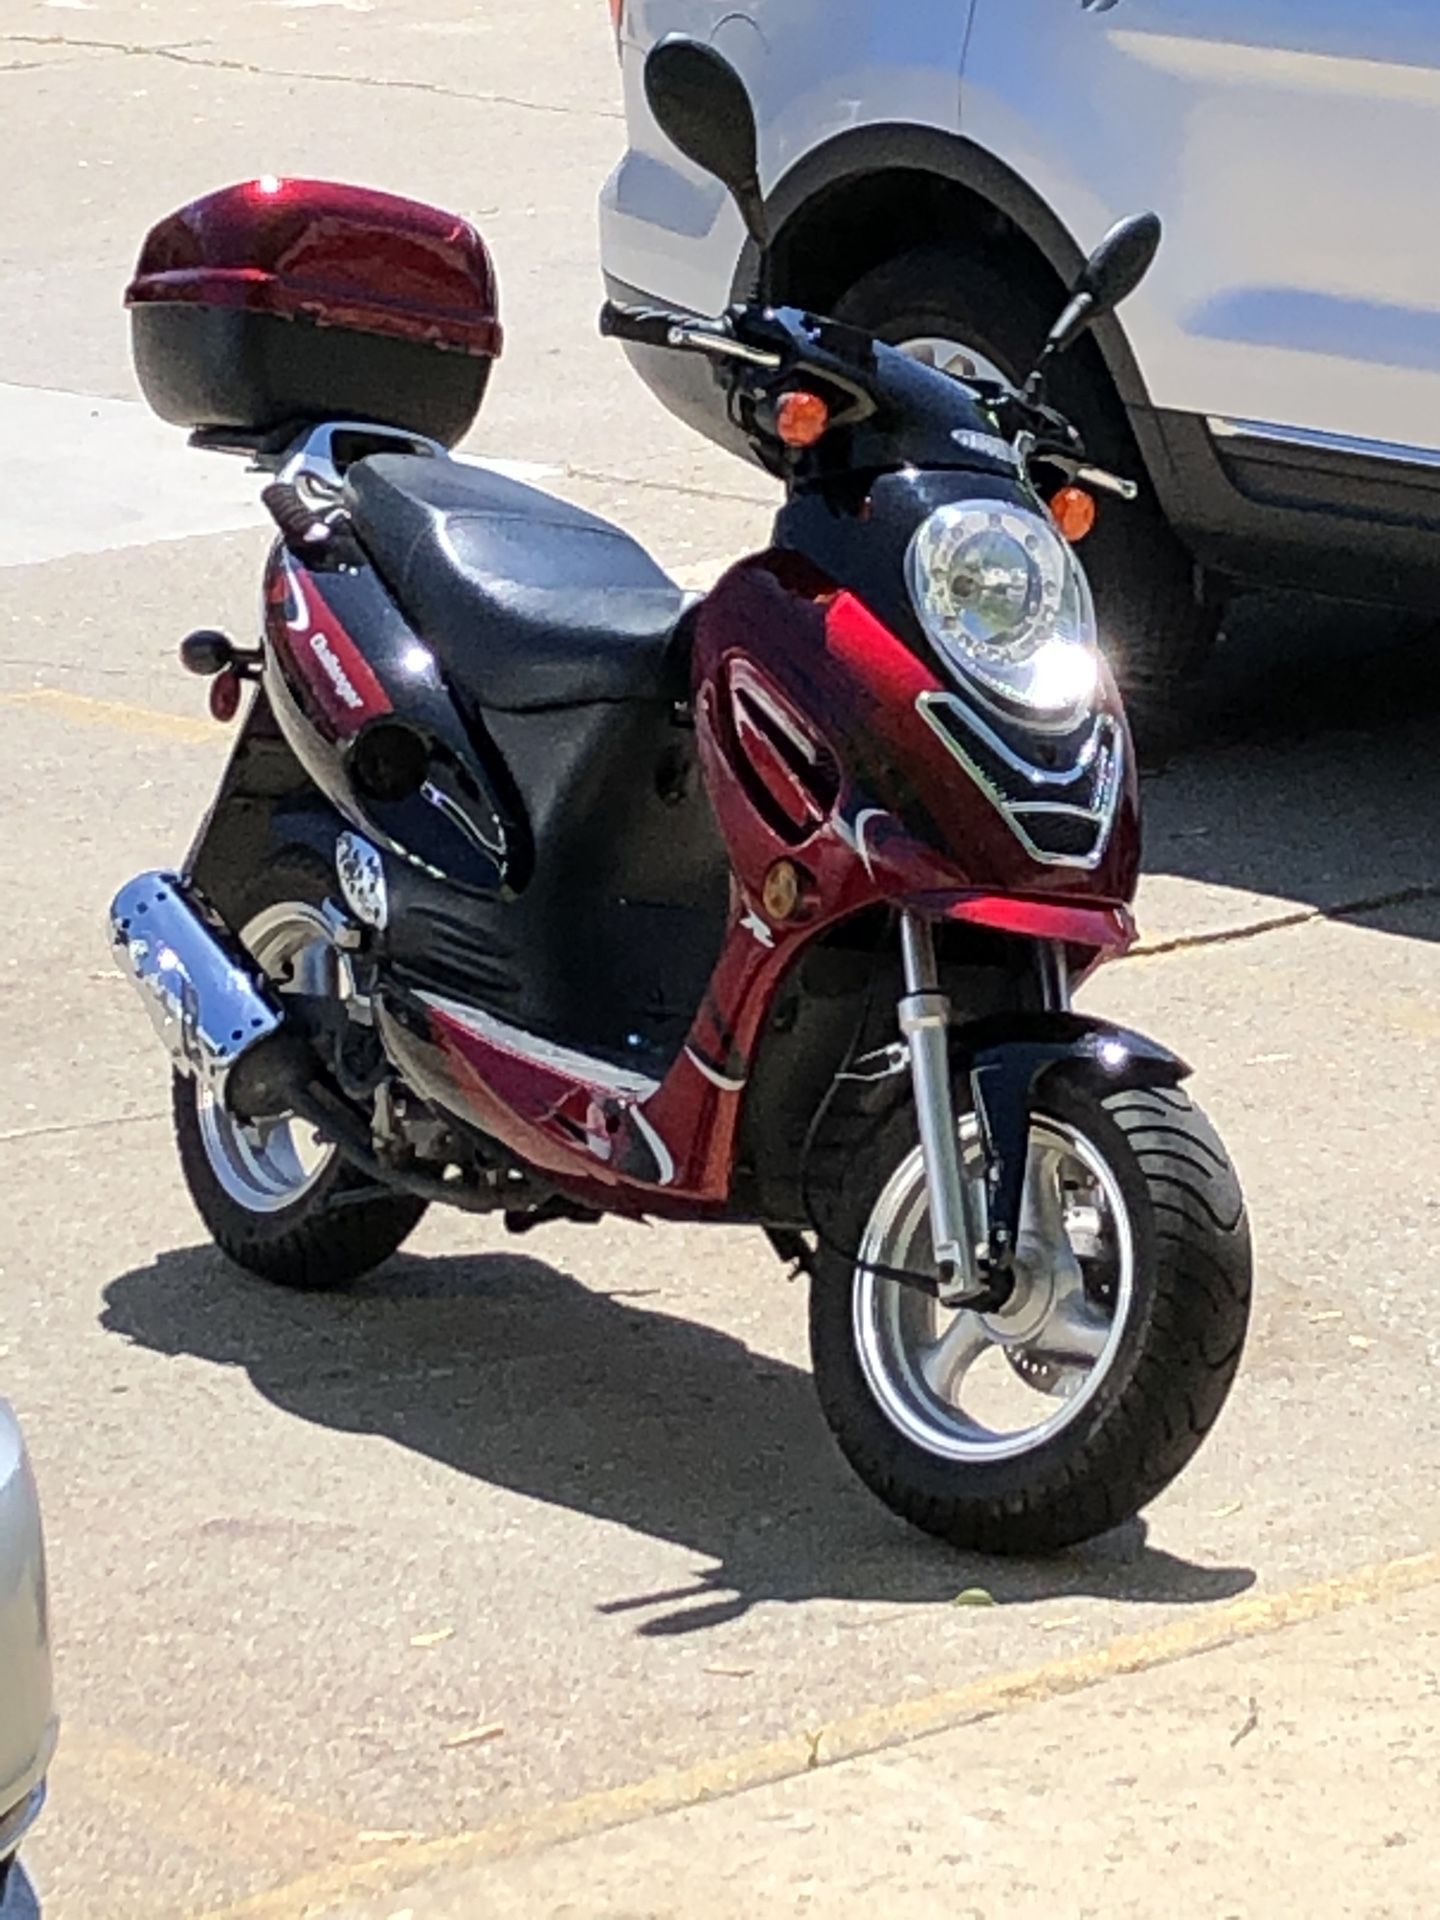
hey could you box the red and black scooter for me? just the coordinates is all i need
[111,38,1250,1554]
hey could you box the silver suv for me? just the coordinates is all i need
[602,3,1440,714]
[1,1401,54,1915]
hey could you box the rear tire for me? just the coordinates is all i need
[172,852,426,1289]
[808,1080,1252,1554]
[832,246,1219,741]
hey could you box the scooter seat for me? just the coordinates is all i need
[344,453,692,712]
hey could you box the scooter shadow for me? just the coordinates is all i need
[101,1244,1253,1635]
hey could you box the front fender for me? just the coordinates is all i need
[952,1010,1189,1267]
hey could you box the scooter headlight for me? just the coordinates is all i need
[905,500,1098,718]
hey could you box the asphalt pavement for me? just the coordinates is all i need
[1,5,1438,1917]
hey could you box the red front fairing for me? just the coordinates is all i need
[693,556,1139,912]
[405,553,1138,1218]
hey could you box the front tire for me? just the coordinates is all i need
[808,1081,1251,1554]
[172,853,426,1289]
[831,246,1220,739]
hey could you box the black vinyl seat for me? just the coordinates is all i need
[344,453,692,712]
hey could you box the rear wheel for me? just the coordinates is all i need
[832,246,1219,739]
[172,854,426,1289]
[808,1080,1251,1554]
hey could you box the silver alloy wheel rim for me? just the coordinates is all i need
[852,1115,1134,1463]
[899,333,1011,388]
[196,902,338,1214]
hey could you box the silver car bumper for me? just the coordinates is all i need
[0,1403,55,1875]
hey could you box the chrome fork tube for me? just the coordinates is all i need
[898,911,982,1300]
[1037,941,1071,1011]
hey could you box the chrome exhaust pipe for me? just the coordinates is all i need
[109,872,283,1091]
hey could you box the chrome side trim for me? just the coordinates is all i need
[684,1047,747,1092]
[1207,416,1440,474]
[419,992,660,1099]
[629,1108,677,1186]
[0,1782,46,1862]
[109,873,284,1090]
[419,777,509,864]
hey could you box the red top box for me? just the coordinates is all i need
[127,177,503,446]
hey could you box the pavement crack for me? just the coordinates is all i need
[2,32,622,119]
[2,33,207,56]
[1133,907,1318,959]
[0,1110,166,1147]
[561,463,773,509]
[1229,1694,1260,1749]
[1132,881,1440,960]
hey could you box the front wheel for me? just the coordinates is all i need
[808,1081,1251,1554]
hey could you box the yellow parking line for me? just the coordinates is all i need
[198,1544,1440,1920]
[0,686,215,743]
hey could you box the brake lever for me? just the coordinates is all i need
[1075,463,1139,502]
[671,325,782,369]
[1021,436,1139,502]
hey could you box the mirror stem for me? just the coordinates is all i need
[1024,337,1064,404]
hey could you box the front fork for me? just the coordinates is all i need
[898,911,1068,1310]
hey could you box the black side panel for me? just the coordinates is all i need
[381,699,732,1075]
[187,690,730,1078]
[263,545,526,896]
[184,690,347,923]
[1134,408,1440,610]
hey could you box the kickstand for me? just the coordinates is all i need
[764,1228,814,1278]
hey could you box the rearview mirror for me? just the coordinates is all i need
[1075,212,1162,322]
[1043,212,1162,363]
[644,36,769,252]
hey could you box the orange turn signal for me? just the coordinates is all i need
[1051,485,1097,544]
[775,390,830,449]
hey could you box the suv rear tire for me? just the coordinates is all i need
[832,245,1218,739]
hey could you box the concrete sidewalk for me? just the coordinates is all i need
[225,1558,1439,1920]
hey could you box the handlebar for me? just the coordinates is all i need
[598,299,718,349]
[599,299,1135,498]
[599,299,783,368]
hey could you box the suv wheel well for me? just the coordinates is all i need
[770,168,1065,327]
[768,164,1153,482]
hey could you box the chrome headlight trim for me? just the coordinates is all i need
[905,499,1099,722]
[916,689,1124,871]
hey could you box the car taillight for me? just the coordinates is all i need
[608,0,625,34]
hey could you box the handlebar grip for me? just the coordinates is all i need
[599,299,715,349]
